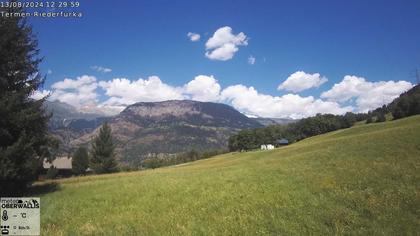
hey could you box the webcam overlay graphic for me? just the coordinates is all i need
[1,198,40,235]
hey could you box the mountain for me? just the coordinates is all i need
[251,117,297,126]
[71,100,262,165]
[44,100,110,153]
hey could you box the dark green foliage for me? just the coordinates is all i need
[89,122,118,173]
[366,116,373,124]
[72,147,89,175]
[46,166,58,179]
[0,5,56,195]
[228,113,359,151]
[376,113,386,123]
[390,85,420,119]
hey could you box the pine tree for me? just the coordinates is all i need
[90,122,118,173]
[72,146,89,175]
[0,5,56,195]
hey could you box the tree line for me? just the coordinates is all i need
[228,113,368,152]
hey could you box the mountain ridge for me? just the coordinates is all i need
[60,100,262,165]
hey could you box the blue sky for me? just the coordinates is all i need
[29,0,420,118]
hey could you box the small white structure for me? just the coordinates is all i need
[261,144,275,150]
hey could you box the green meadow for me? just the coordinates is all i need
[37,115,420,235]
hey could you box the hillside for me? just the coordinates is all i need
[36,115,420,235]
[44,100,110,154]
[251,117,297,126]
[72,100,262,164]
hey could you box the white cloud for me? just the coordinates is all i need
[184,75,221,102]
[50,75,99,109]
[99,76,185,108]
[187,32,200,42]
[221,85,352,119]
[278,71,328,93]
[91,65,112,73]
[321,75,413,112]
[248,55,256,65]
[30,89,50,100]
[47,69,53,75]
[205,26,248,61]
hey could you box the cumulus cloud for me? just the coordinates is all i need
[99,76,185,110]
[321,75,413,112]
[41,72,413,118]
[184,75,221,102]
[91,65,112,73]
[205,26,248,61]
[50,75,99,109]
[278,71,328,93]
[221,85,352,119]
[248,55,256,65]
[187,32,200,42]
[30,89,50,100]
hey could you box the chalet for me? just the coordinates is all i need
[43,157,73,177]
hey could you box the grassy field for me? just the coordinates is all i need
[37,116,420,235]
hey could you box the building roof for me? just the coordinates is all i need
[277,138,289,144]
[43,157,72,169]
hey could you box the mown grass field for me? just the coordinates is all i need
[37,115,420,235]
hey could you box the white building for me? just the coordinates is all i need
[261,144,275,150]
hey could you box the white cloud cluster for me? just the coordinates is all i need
[32,71,413,118]
[187,32,200,42]
[321,75,413,112]
[278,71,328,93]
[222,85,351,119]
[205,26,248,61]
[248,55,256,65]
[49,75,99,109]
[91,65,112,73]
[99,76,185,112]
[184,75,221,102]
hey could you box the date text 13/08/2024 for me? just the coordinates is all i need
[1,1,80,8]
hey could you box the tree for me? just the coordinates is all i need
[366,116,373,124]
[89,122,118,173]
[376,113,386,123]
[72,147,89,175]
[0,6,56,195]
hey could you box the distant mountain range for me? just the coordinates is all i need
[251,117,297,126]
[46,100,273,165]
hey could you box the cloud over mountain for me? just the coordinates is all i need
[278,71,328,93]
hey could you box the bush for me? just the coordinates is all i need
[46,166,59,179]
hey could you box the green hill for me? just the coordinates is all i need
[37,115,420,235]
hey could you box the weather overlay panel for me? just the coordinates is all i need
[1,198,40,236]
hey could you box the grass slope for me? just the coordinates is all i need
[38,116,420,235]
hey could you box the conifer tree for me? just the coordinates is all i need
[72,146,89,175]
[0,5,56,195]
[90,123,118,173]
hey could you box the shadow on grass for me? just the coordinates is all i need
[24,182,60,197]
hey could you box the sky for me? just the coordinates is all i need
[28,0,420,118]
